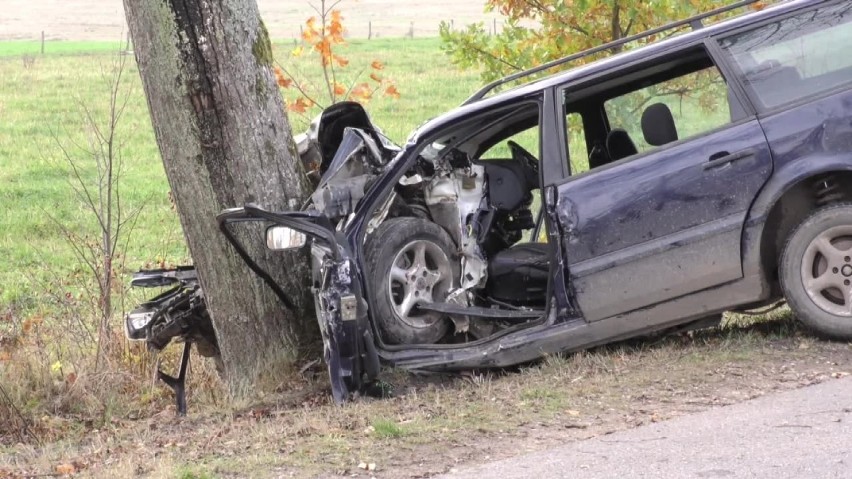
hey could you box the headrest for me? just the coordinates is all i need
[641,103,679,147]
[606,128,638,161]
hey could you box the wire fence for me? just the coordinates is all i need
[289,17,504,40]
[6,17,505,47]
[3,18,511,61]
[2,18,512,60]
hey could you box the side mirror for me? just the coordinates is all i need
[266,226,308,251]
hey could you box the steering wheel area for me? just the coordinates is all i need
[507,140,540,187]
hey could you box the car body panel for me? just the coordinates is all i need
[732,69,852,281]
[749,89,852,217]
[554,119,773,320]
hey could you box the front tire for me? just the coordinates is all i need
[780,203,852,339]
[365,218,458,345]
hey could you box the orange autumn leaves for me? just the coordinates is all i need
[275,6,400,115]
[304,10,347,67]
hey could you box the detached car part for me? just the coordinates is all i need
[125,267,218,415]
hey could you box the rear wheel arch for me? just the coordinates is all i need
[753,168,852,289]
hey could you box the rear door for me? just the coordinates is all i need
[554,44,772,321]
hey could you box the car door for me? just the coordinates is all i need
[554,45,773,322]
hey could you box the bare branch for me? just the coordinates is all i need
[274,60,325,109]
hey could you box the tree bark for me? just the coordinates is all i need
[123,0,316,395]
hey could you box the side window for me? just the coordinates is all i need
[566,112,589,174]
[479,126,540,160]
[603,65,733,155]
[720,2,852,110]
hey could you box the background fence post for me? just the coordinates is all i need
[408,21,414,39]
[41,31,45,54]
[368,20,372,40]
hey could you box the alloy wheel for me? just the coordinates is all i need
[388,240,452,326]
[801,225,852,317]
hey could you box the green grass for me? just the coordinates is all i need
[0,37,482,310]
[0,36,723,312]
[0,40,127,57]
[370,417,408,438]
[175,467,214,479]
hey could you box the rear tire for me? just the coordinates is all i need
[780,203,852,339]
[365,218,458,345]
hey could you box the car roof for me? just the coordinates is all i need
[407,0,819,145]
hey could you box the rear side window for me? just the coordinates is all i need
[603,66,733,155]
[719,2,852,110]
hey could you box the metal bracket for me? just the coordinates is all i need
[157,342,191,416]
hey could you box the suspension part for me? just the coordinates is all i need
[814,174,844,207]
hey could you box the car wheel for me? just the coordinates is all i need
[780,203,852,339]
[365,218,457,345]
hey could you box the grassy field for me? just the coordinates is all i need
[0,40,126,57]
[0,35,730,311]
[0,37,481,311]
[1,36,851,479]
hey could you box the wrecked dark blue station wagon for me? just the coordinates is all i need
[129,0,852,406]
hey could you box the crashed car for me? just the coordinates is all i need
[131,0,852,406]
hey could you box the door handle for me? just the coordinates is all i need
[704,149,756,170]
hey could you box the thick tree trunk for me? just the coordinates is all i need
[123,0,316,394]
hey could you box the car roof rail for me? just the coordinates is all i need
[462,0,765,105]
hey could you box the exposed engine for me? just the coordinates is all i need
[301,102,546,345]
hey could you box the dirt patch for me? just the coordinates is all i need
[3,314,852,478]
[1,0,504,41]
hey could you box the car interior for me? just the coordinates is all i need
[566,50,742,175]
[445,107,552,310]
[480,49,746,310]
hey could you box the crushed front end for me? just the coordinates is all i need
[217,205,378,402]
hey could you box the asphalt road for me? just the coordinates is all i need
[443,377,852,479]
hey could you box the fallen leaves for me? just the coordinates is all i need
[55,463,76,475]
[358,461,377,471]
[50,459,89,476]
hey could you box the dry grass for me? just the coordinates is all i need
[3,310,851,478]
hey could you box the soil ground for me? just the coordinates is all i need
[3,314,852,478]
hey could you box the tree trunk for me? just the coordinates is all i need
[123,0,316,395]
